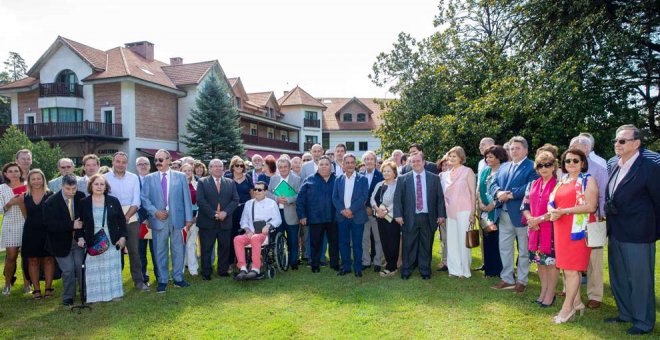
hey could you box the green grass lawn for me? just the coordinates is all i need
[0,228,658,339]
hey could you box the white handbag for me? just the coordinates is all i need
[586,220,606,248]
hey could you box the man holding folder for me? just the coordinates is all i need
[267,157,302,270]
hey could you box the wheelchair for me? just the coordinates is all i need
[236,226,289,280]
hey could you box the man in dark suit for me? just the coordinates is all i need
[196,158,239,280]
[332,153,369,277]
[490,136,538,293]
[400,143,438,174]
[360,151,384,271]
[604,125,660,336]
[393,153,446,280]
[43,174,86,307]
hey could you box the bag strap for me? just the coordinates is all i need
[251,199,255,223]
[101,202,107,229]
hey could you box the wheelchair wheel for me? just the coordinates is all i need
[267,266,276,279]
[274,232,289,271]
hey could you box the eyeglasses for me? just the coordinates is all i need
[155,158,169,163]
[612,138,636,145]
[60,165,72,169]
[563,158,580,165]
[254,188,265,192]
[137,163,149,166]
[536,162,554,169]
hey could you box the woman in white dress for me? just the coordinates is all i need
[80,174,126,303]
[1,162,26,296]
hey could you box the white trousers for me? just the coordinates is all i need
[446,211,472,278]
[184,224,199,275]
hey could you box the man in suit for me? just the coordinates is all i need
[393,153,445,280]
[332,153,369,277]
[266,157,302,269]
[360,151,384,272]
[48,158,79,192]
[196,158,239,280]
[249,154,264,186]
[401,143,438,174]
[43,174,86,307]
[136,156,157,285]
[604,125,660,336]
[140,149,193,293]
[300,143,325,262]
[300,144,324,181]
[490,136,538,293]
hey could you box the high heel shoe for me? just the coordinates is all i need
[574,303,585,317]
[553,308,577,324]
[540,296,557,308]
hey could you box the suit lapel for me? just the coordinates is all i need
[612,156,642,196]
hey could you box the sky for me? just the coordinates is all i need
[0,0,441,99]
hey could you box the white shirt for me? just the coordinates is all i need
[589,151,608,170]
[240,197,282,233]
[104,171,141,207]
[413,169,428,213]
[477,159,487,178]
[343,172,356,210]
[334,162,344,177]
[364,168,375,187]
[609,151,640,195]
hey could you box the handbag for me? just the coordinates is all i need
[87,205,110,256]
[465,223,480,249]
[586,211,606,248]
[251,200,270,234]
[479,213,498,233]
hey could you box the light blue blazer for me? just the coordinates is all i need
[140,170,193,231]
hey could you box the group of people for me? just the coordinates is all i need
[0,124,657,335]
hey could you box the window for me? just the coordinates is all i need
[269,108,275,118]
[359,141,368,151]
[305,135,318,144]
[304,111,318,120]
[55,69,79,96]
[267,128,274,139]
[101,107,115,124]
[343,113,352,122]
[357,113,366,122]
[322,133,330,150]
[24,113,36,124]
[281,131,288,141]
[41,107,83,123]
[250,123,257,136]
[346,142,355,151]
[235,97,241,108]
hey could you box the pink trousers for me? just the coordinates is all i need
[233,234,267,270]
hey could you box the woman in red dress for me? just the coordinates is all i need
[548,149,598,324]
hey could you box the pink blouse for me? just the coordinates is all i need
[443,165,474,220]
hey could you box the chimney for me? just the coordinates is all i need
[125,41,154,61]
[170,57,183,66]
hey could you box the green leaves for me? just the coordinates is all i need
[0,126,64,179]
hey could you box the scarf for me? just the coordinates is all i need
[527,177,556,254]
[548,172,590,240]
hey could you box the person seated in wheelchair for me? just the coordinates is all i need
[234,181,281,280]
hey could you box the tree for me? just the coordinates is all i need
[0,125,65,179]
[181,74,244,161]
[3,52,28,82]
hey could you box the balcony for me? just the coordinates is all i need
[303,118,320,128]
[241,134,299,151]
[39,82,84,98]
[0,121,126,141]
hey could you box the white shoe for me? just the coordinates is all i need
[2,286,10,296]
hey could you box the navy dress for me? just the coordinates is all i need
[21,192,54,258]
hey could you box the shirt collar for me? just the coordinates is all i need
[618,150,640,168]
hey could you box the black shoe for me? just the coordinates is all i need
[374,265,381,273]
[474,265,485,271]
[291,265,299,271]
[202,275,211,281]
[626,327,650,335]
[401,274,411,280]
[337,270,350,276]
[421,275,431,280]
[436,265,448,272]
[361,265,371,270]
[62,299,73,307]
[311,267,320,273]
[604,317,628,324]
[355,271,363,278]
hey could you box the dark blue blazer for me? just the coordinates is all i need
[332,172,369,224]
[491,158,538,227]
[606,155,660,243]
[360,168,384,207]
[296,173,336,225]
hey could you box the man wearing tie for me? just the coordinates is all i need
[332,153,369,277]
[360,151,384,272]
[490,136,538,293]
[140,149,193,293]
[196,159,239,280]
[43,174,86,307]
[393,153,446,280]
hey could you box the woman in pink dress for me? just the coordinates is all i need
[548,149,598,324]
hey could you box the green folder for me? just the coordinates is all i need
[273,180,297,197]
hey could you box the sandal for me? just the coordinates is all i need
[45,288,54,298]
[32,290,42,300]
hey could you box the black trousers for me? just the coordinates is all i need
[377,217,400,272]
[401,213,432,276]
[199,227,232,277]
[309,222,339,269]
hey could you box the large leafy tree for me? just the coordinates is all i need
[0,125,65,179]
[181,74,244,161]
[3,52,28,82]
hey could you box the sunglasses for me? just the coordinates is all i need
[254,188,265,192]
[155,157,169,163]
[612,138,636,145]
[234,164,245,168]
[536,162,554,169]
[563,158,581,165]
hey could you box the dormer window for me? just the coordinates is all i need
[235,97,241,108]
[343,113,352,122]
[357,113,366,122]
